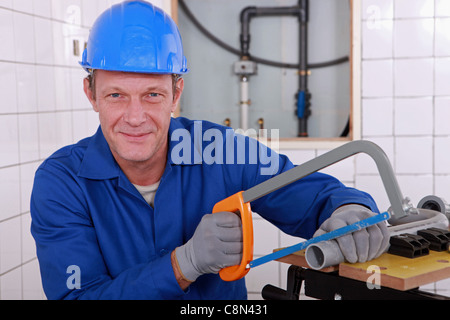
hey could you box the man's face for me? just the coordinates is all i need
[84,70,183,167]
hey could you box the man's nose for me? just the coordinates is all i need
[123,99,146,126]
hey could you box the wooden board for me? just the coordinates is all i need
[275,249,450,291]
[339,250,450,291]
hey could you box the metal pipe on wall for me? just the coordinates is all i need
[297,0,310,137]
[178,0,350,137]
[239,2,308,136]
[240,76,249,130]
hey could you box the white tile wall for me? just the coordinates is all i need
[362,98,394,136]
[362,19,393,59]
[0,0,173,301]
[2,0,450,300]
[0,0,116,300]
[394,58,434,96]
[394,19,434,57]
[362,59,394,97]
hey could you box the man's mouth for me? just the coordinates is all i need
[120,132,151,141]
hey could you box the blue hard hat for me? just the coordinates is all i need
[80,0,189,74]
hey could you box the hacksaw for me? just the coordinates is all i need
[212,140,400,282]
[248,211,390,269]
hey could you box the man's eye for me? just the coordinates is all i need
[110,93,121,98]
[149,93,159,97]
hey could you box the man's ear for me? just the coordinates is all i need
[171,77,184,113]
[83,77,98,112]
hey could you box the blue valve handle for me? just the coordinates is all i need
[297,91,305,118]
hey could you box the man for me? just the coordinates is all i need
[30,0,389,300]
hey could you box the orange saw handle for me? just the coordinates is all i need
[212,191,253,282]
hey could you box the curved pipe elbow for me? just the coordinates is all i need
[239,7,257,57]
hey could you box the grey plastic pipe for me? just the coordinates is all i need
[305,239,344,270]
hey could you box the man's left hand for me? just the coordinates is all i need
[313,204,390,263]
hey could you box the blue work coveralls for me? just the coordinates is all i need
[30,117,378,300]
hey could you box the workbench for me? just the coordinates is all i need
[262,249,450,300]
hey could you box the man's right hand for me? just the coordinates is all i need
[174,212,243,282]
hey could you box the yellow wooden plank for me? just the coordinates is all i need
[339,251,450,291]
[275,247,450,291]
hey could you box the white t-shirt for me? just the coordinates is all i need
[133,181,160,207]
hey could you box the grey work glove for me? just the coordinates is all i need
[313,204,390,263]
[175,212,243,282]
